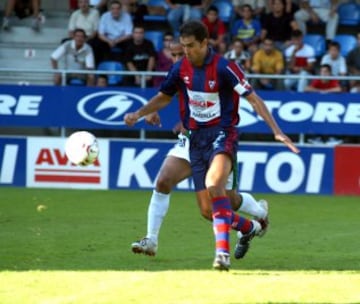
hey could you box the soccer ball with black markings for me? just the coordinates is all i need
[65,131,99,166]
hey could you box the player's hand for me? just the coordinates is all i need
[124,112,140,127]
[145,112,162,127]
[172,121,186,134]
[275,133,300,154]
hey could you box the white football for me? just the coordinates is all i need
[65,131,99,166]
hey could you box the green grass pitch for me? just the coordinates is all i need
[0,187,359,303]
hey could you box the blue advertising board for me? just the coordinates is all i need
[0,84,359,135]
[0,137,26,187]
[0,135,334,194]
[110,140,334,194]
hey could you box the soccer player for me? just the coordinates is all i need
[131,41,269,260]
[125,21,299,271]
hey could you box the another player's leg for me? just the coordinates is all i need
[229,191,269,236]
[131,155,191,256]
[228,191,269,259]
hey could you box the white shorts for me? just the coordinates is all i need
[167,134,236,190]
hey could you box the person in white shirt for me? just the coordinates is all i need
[320,41,347,76]
[68,0,99,40]
[90,0,133,65]
[295,0,338,40]
[284,29,316,92]
[51,28,95,86]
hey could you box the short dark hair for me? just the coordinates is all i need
[320,64,332,72]
[328,41,340,50]
[242,4,253,11]
[207,5,219,14]
[110,0,121,7]
[74,28,87,38]
[179,20,209,42]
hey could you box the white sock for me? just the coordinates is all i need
[238,192,267,218]
[146,190,170,243]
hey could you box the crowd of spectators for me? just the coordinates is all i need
[2,0,360,93]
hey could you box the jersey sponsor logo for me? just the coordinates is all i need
[239,99,360,127]
[187,89,220,122]
[0,94,43,116]
[77,91,148,125]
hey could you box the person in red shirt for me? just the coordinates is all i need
[201,5,227,54]
[304,64,342,93]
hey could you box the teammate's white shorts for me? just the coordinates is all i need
[167,134,235,190]
[167,133,190,162]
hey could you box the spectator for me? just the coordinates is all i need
[305,63,342,145]
[223,38,251,73]
[346,32,360,93]
[68,0,99,41]
[267,0,299,17]
[304,64,341,92]
[295,0,338,41]
[50,28,95,86]
[90,0,109,15]
[153,32,175,87]
[165,0,210,35]
[284,29,316,92]
[261,0,298,52]
[2,0,43,31]
[320,40,347,90]
[122,0,148,23]
[202,5,227,54]
[89,0,133,66]
[321,41,347,77]
[231,4,262,54]
[96,74,108,86]
[69,0,108,12]
[232,0,266,20]
[251,37,285,90]
[122,24,157,87]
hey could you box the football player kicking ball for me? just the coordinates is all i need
[125,22,299,271]
[131,125,270,259]
[131,41,269,261]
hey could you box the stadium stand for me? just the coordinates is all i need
[333,34,358,56]
[303,34,326,58]
[212,0,234,23]
[97,60,124,86]
[0,0,69,85]
[337,1,360,26]
[144,30,164,52]
[143,0,169,23]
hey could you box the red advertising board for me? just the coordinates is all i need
[334,145,360,195]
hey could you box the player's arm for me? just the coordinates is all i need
[124,92,172,127]
[246,91,300,154]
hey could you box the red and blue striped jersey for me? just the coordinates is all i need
[159,48,253,130]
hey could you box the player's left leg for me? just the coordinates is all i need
[206,153,262,270]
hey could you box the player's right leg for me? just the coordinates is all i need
[131,155,192,256]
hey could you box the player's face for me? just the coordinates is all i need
[180,35,208,67]
[169,44,184,63]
